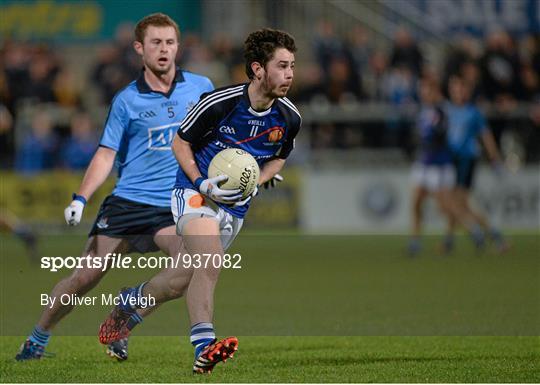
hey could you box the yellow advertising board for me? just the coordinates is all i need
[0,168,301,227]
[0,172,116,223]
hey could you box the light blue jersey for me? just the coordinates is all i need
[445,102,487,159]
[100,68,213,207]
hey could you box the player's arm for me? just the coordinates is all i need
[476,109,502,166]
[64,146,116,226]
[65,94,127,226]
[77,147,116,199]
[172,134,240,202]
[480,129,501,163]
[174,92,243,203]
[259,158,286,185]
[172,134,202,184]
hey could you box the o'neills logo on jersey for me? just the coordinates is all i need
[267,127,284,143]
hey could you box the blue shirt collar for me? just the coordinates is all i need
[136,66,185,97]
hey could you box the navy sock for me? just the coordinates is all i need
[126,313,143,331]
[119,282,148,312]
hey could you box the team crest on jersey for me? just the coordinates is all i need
[268,127,284,142]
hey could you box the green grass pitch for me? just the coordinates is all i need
[1,232,539,382]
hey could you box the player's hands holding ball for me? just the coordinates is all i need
[64,194,86,226]
[204,148,260,205]
[195,175,243,204]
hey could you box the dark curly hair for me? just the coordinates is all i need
[244,28,297,80]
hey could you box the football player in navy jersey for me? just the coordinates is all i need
[16,13,214,362]
[100,28,300,374]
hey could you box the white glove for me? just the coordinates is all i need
[233,185,259,207]
[195,175,242,204]
[262,174,284,189]
[64,195,86,226]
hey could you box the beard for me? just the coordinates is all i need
[146,59,173,76]
[261,73,289,99]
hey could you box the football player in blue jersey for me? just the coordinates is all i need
[445,76,508,252]
[408,78,485,256]
[99,28,300,374]
[15,13,215,362]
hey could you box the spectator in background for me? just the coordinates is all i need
[92,24,141,105]
[0,103,14,167]
[324,55,362,103]
[92,44,128,104]
[313,20,345,80]
[381,66,417,105]
[369,50,389,101]
[21,45,59,103]
[114,23,141,81]
[480,30,522,103]
[15,109,58,173]
[519,34,540,101]
[53,68,81,107]
[61,110,97,170]
[390,27,423,77]
[443,34,481,94]
[2,40,32,110]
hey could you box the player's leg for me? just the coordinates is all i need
[16,235,129,361]
[455,186,507,251]
[455,157,506,250]
[175,189,240,373]
[144,225,194,303]
[104,226,187,361]
[409,185,428,255]
[182,212,240,373]
[0,209,38,262]
[408,164,429,256]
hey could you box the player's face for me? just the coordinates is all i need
[449,79,470,105]
[262,48,295,98]
[137,25,178,75]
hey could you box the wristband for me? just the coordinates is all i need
[194,177,205,190]
[72,193,87,205]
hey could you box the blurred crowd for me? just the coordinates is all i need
[1,21,539,172]
[298,22,540,155]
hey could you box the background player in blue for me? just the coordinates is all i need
[408,78,485,256]
[16,13,214,362]
[99,29,300,374]
[445,76,508,252]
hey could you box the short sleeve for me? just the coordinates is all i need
[177,95,222,145]
[276,116,301,159]
[202,77,214,94]
[275,99,302,160]
[99,95,129,151]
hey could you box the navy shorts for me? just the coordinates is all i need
[453,157,477,189]
[89,195,175,253]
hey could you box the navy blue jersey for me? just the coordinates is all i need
[175,83,301,218]
[100,68,213,207]
[416,105,452,165]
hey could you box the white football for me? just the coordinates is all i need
[208,148,260,199]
